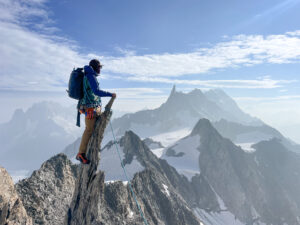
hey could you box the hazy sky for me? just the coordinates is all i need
[1,0,300,141]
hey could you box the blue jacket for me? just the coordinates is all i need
[78,65,112,108]
[83,65,112,98]
[76,66,112,126]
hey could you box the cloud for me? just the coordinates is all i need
[100,32,300,77]
[0,0,51,26]
[0,22,88,91]
[1,0,300,91]
[0,0,89,91]
[126,76,296,89]
[234,95,300,102]
[104,87,167,99]
[99,87,169,111]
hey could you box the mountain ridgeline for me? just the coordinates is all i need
[1,87,300,224]
[0,101,82,171]
[111,86,262,138]
[2,87,298,174]
[8,118,300,225]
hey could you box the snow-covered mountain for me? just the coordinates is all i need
[30,122,300,225]
[6,105,300,224]
[213,119,300,153]
[0,101,83,172]
[162,118,300,225]
[63,86,300,163]
[69,123,300,224]
[205,89,262,125]
[111,86,262,139]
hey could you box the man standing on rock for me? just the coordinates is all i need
[76,59,116,164]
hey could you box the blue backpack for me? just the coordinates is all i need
[67,68,84,100]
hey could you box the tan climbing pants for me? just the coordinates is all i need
[78,106,101,154]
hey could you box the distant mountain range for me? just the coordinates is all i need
[213,119,300,154]
[2,86,300,224]
[111,86,262,138]
[59,86,300,164]
[0,101,83,171]
[2,86,300,177]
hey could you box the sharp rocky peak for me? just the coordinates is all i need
[15,153,79,225]
[171,84,176,95]
[191,118,221,138]
[9,108,26,125]
[116,130,160,167]
[38,153,78,179]
[167,86,204,102]
[188,88,204,96]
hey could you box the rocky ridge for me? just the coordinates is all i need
[15,154,79,225]
[0,101,81,172]
[66,97,203,225]
[163,118,300,225]
[101,130,211,224]
[0,167,32,225]
[213,119,300,153]
[2,94,300,224]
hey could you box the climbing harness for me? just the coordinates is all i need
[109,120,149,225]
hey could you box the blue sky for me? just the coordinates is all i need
[1,0,300,141]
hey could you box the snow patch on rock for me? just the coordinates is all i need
[100,144,144,181]
[151,148,164,158]
[236,142,256,153]
[150,128,191,148]
[236,132,272,143]
[161,134,201,181]
[162,184,170,197]
[194,207,244,225]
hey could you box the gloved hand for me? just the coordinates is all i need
[86,108,95,120]
[112,93,117,98]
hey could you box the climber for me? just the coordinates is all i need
[76,59,116,164]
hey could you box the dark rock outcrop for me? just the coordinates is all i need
[15,154,79,225]
[67,98,115,225]
[143,137,164,149]
[103,130,204,224]
[195,118,300,224]
[99,169,202,225]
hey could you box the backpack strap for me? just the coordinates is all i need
[76,100,81,127]
[76,110,81,127]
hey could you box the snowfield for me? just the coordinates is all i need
[161,134,201,181]
[99,143,145,181]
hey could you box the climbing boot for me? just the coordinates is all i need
[76,153,90,164]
